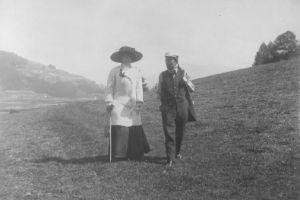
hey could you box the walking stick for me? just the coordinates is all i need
[109,112,112,163]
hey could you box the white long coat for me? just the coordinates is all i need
[105,65,143,127]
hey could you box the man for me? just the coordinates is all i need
[157,52,197,168]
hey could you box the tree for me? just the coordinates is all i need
[267,41,280,62]
[274,30,299,60]
[253,30,300,66]
[253,42,270,65]
[294,41,300,58]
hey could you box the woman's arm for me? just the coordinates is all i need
[105,68,116,107]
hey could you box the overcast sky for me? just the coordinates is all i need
[0,0,299,84]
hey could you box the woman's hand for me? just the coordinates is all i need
[106,103,114,113]
[134,102,143,113]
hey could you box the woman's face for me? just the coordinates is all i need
[122,54,132,65]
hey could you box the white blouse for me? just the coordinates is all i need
[105,65,143,126]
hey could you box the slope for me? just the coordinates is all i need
[0,58,298,200]
[0,51,103,98]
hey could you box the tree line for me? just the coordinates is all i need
[253,31,300,66]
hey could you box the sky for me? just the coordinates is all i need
[0,0,299,85]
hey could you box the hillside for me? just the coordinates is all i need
[0,58,299,199]
[0,51,103,98]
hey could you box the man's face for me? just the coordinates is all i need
[165,57,177,70]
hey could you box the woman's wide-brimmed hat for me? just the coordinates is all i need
[110,46,143,63]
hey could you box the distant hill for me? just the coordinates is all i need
[0,51,104,98]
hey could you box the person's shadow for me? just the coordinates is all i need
[33,155,108,165]
[33,155,166,165]
[142,156,166,164]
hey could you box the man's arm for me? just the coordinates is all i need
[183,71,195,92]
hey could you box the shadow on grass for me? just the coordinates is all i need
[143,156,166,164]
[32,155,166,165]
[33,155,108,165]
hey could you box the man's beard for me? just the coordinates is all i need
[166,65,174,70]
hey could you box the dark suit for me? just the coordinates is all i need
[158,67,196,162]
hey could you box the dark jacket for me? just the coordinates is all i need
[159,67,197,122]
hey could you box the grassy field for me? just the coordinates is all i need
[0,90,100,113]
[0,59,299,200]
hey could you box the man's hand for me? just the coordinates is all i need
[183,71,195,92]
[182,72,190,82]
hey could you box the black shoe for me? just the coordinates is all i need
[163,160,175,173]
[166,160,175,168]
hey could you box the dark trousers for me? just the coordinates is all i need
[161,101,188,162]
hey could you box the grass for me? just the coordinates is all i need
[0,58,299,199]
[0,90,98,113]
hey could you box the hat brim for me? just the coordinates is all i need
[110,51,143,63]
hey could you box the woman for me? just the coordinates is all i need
[105,46,150,161]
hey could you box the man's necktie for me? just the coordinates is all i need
[168,69,176,76]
